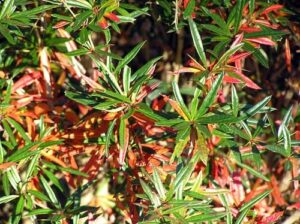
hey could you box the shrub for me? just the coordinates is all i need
[0,0,299,223]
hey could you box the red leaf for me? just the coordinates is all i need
[223,75,241,84]
[258,211,284,224]
[288,202,300,210]
[239,26,262,33]
[231,33,244,47]
[233,69,261,89]
[246,37,276,46]
[228,52,252,64]
[260,4,284,15]
[152,96,167,111]
[12,70,42,92]
[104,12,120,22]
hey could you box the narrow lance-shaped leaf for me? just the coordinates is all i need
[282,125,292,157]
[171,125,190,162]
[0,0,14,20]
[0,195,19,204]
[232,85,239,117]
[140,179,161,208]
[241,96,272,118]
[239,189,272,212]
[105,119,116,157]
[189,18,207,68]
[119,118,129,165]
[172,81,191,120]
[233,0,246,33]
[152,168,166,200]
[278,106,293,138]
[235,160,270,182]
[196,73,224,118]
[196,131,209,165]
[115,41,146,75]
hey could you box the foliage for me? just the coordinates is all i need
[0,0,299,223]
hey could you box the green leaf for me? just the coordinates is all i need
[131,56,161,80]
[172,81,191,120]
[152,168,166,200]
[233,0,246,33]
[42,169,64,192]
[11,5,57,18]
[26,208,54,216]
[6,117,31,143]
[239,190,272,212]
[8,142,40,162]
[186,212,227,222]
[122,65,131,95]
[202,24,231,37]
[62,0,92,9]
[190,88,201,119]
[0,0,14,20]
[0,24,16,45]
[282,125,292,156]
[183,0,195,19]
[196,132,209,165]
[40,175,60,208]
[243,42,269,68]
[265,144,288,157]
[231,85,239,117]
[115,41,146,75]
[249,0,255,15]
[197,114,242,124]
[189,18,207,67]
[214,43,244,69]
[25,154,40,181]
[93,58,123,94]
[15,195,25,215]
[241,96,272,118]
[93,90,131,103]
[235,160,270,182]
[2,119,17,147]
[201,7,228,29]
[278,106,293,138]
[244,29,287,38]
[140,179,161,207]
[105,119,116,157]
[196,73,224,118]
[171,125,190,162]
[0,195,19,204]
[235,208,250,224]
[174,151,201,191]
[65,48,90,57]
[28,190,50,203]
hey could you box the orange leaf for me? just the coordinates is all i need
[260,4,284,15]
[285,38,292,72]
[270,175,286,206]
[164,95,189,120]
[104,12,120,22]
[0,162,16,170]
[98,18,109,29]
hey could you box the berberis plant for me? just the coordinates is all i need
[0,0,299,223]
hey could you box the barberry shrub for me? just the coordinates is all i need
[0,0,299,223]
